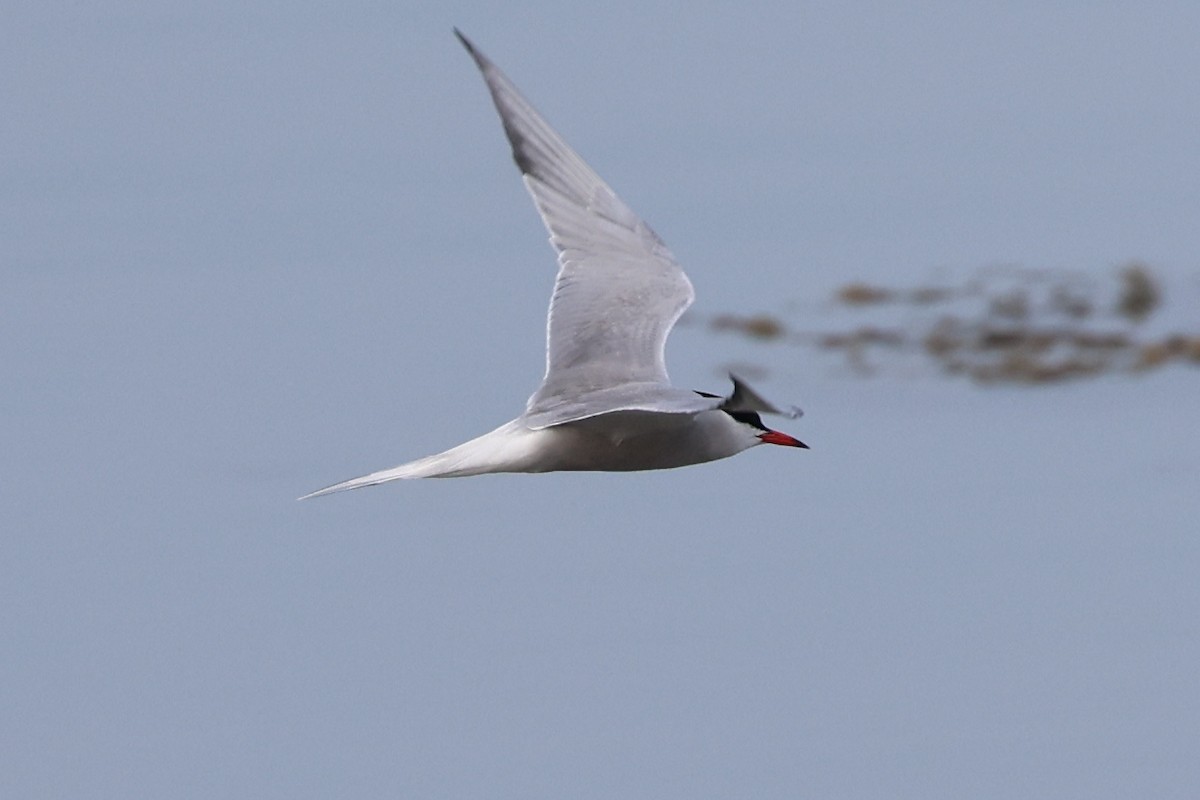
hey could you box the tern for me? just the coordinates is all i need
[301,30,806,500]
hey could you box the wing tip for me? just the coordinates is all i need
[726,372,804,418]
[453,27,488,71]
[452,29,541,179]
[453,27,472,53]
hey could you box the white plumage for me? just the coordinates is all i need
[301,31,805,500]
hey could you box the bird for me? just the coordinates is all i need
[300,30,806,500]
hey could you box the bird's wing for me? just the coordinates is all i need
[521,383,722,431]
[456,30,695,421]
[724,374,804,419]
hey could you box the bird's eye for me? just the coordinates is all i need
[727,410,768,431]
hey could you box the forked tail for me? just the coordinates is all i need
[299,420,542,499]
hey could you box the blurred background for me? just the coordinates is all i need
[3,2,1198,798]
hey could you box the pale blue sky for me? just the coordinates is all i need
[3,3,1198,797]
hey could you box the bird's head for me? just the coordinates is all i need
[697,374,808,451]
[724,407,808,449]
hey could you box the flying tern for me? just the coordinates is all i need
[301,30,806,499]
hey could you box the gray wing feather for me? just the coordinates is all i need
[725,374,804,419]
[456,31,695,422]
[522,384,722,431]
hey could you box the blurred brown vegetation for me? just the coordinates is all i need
[701,263,1200,385]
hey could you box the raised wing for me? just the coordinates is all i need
[724,374,804,419]
[456,30,695,417]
